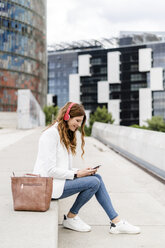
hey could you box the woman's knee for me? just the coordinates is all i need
[94,174,102,181]
[90,176,100,191]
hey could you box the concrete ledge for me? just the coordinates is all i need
[1,199,58,248]
[92,122,165,179]
[0,112,17,128]
[0,128,59,248]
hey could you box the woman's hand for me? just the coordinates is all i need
[77,168,97,178]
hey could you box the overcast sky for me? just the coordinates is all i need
[47,0,165,45]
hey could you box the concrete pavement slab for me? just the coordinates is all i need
[0,128,37,151]
[59,225,165,248]
[0,127,58,248]
[58,134,165,248]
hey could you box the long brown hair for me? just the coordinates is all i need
[48,102,86,158]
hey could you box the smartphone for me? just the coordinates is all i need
[92,165,102,169]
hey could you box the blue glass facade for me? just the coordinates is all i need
[147,43,165,120]
[48,51,78,107]
[0,0,47,111]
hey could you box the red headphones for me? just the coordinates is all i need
[63,103,76,121]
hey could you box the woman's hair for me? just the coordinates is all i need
[48,102,86,158]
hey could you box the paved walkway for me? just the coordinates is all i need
[0,128,36,151]
[58,134,165,248]
[0,127,58,248]
[0,128,165,248]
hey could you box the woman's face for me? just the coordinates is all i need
[67,115,84,132]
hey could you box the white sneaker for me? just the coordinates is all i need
[109,219,141,234]
[62,215,91,232]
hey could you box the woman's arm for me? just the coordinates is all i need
[38,130,75,180]
[76,168,97,178]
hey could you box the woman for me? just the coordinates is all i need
[33,102,140,234]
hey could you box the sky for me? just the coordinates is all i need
[47,0,165,45]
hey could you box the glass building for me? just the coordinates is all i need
[48,34,165,126]
[0,0,47,111]
[78,42,165,126]
[78,45,148,126]
[48,51,78,107]
[47,41,103,107]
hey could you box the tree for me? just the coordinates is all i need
[130,116,165,132]
[146,116,165,132]
[43,105,59,125]
[85,106,114,136]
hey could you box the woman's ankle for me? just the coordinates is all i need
[67,212,77,218]
[111,216,120,224]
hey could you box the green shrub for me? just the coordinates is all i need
[85,106,114,136]
[146,116,165,132]
[43,105,59,125]
[130,116,165,132]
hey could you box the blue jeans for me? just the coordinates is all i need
[57,174,118,221]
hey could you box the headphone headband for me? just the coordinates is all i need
[63,103,76,121]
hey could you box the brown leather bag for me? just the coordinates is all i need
[11,173,53,212]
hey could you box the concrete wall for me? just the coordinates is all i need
[47,93,53,106]
[139,88,152,126]
[17,89,45,129]
[78,54,91,76]
[69,74,80,103]
[108,99,121,125]
[107,51,121,83]
[150,67,164,90]
[97,81,109,103]
[138,48,152,72]
[0,112,17,128]
[92,122,165,179]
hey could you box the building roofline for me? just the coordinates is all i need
[48,40,165,56]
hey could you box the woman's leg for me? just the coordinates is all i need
[60,174,140,234]
[93,174,118,221]
[59,176,100,215]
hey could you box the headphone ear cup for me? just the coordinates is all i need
[64,114,70,121]
[64,102,75,121]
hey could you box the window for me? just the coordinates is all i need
[130,64,138,71]
[110,93,120,99]
[130,54,138,62]
[57,71,61,77]
[49,79,55,87]
[49,71,55,78]
[57,63,61,68]
[100,67,107,74]
[49,62,55,69]
[131,93,139,100]
[72,68,77,73]
[72,60,78,67]
[56,79,61,85]
[131,103,138,110]
[110,84,121,92]
[130,74,146,81]
[91,58,102,65]
[131,83,146,91]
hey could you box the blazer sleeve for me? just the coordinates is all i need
[68,153,79,173]
[38,129,74,180]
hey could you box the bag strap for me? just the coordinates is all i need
[24,173,41,177]
[11,172,41,177]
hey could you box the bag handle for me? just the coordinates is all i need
[11,172,40,177]
[24,173,41,177]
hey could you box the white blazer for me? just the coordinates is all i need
[33,122,78,198]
